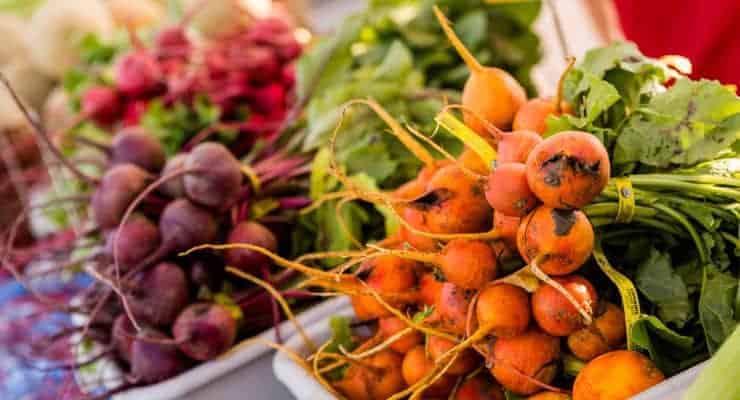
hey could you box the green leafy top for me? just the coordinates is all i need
[294,0,542,258]
[549,41,740,172]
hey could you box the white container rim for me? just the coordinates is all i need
[76,296,349,400]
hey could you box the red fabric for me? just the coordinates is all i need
[614,0,740,87]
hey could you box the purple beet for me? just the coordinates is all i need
[159,199,218,253]
[129,262,190,327]
[112,314,136,363]
[183,142,243,210]
[130,329,189,384]
[105,214,160,272]
[92,164,150,229]
[111,127,166,172]
[224,221,277,272]
[172,303,237,361]
[159,153,188,198]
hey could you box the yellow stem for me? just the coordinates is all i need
[226,267,317,352]
[181,243,341,281]
[433,6,483,73]
[435,111,497,169]
[362,281,458,341]
[529,259,593,324]
[366,244,439,265]
[343,98,435,167]
[555,56,576,115]
[406,124,485,181]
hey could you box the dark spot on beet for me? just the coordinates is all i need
[410,189,455,210]
[551,208,577,236]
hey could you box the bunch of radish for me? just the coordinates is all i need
[0,14,314,398]
[199,8,666,400]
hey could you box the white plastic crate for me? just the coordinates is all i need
[273,303,708,400]
[76,297,349,400]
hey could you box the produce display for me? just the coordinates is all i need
[0,1,546,398]
[185,6,736,400]
[0,9,310,398]
[0,0,737,399]
[293,0,542,259]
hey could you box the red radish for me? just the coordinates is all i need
[249,83,285,114]
[172,303,237,361]
[111,127,166,172]
[183,142,243,210]
[532,275,598,336]
[517,206,594,276]
[81,85,122,125]
[105,214,159,272]
[224,221,278,272]
[155,26,191,60]
[525,131,610,209]
[116,51,163,98]
[123,100,149,127]
[485,163,539,217]
[130,329,189,383]
[129,262,190,327]
[92,163,150,229]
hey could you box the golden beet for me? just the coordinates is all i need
[573,350,664,400]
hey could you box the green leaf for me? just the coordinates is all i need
[699,264,738,353]
[295,14,365,103]
[372,40,414,81]
[614,79,740,167]
[141,97,222,155]
[326,316,355,354]
[78,33,120,66]
[631,314,694,374]
[412,306,435,323]
[635,248,692,327]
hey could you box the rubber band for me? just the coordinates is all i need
[434,111,497,168]
[614,177,635,223]
[241,165,262,192]
[592,240,640,350]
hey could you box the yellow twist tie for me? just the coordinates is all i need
[241,165,262,193]
[593,240,641,351]
[614,177,635,223]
